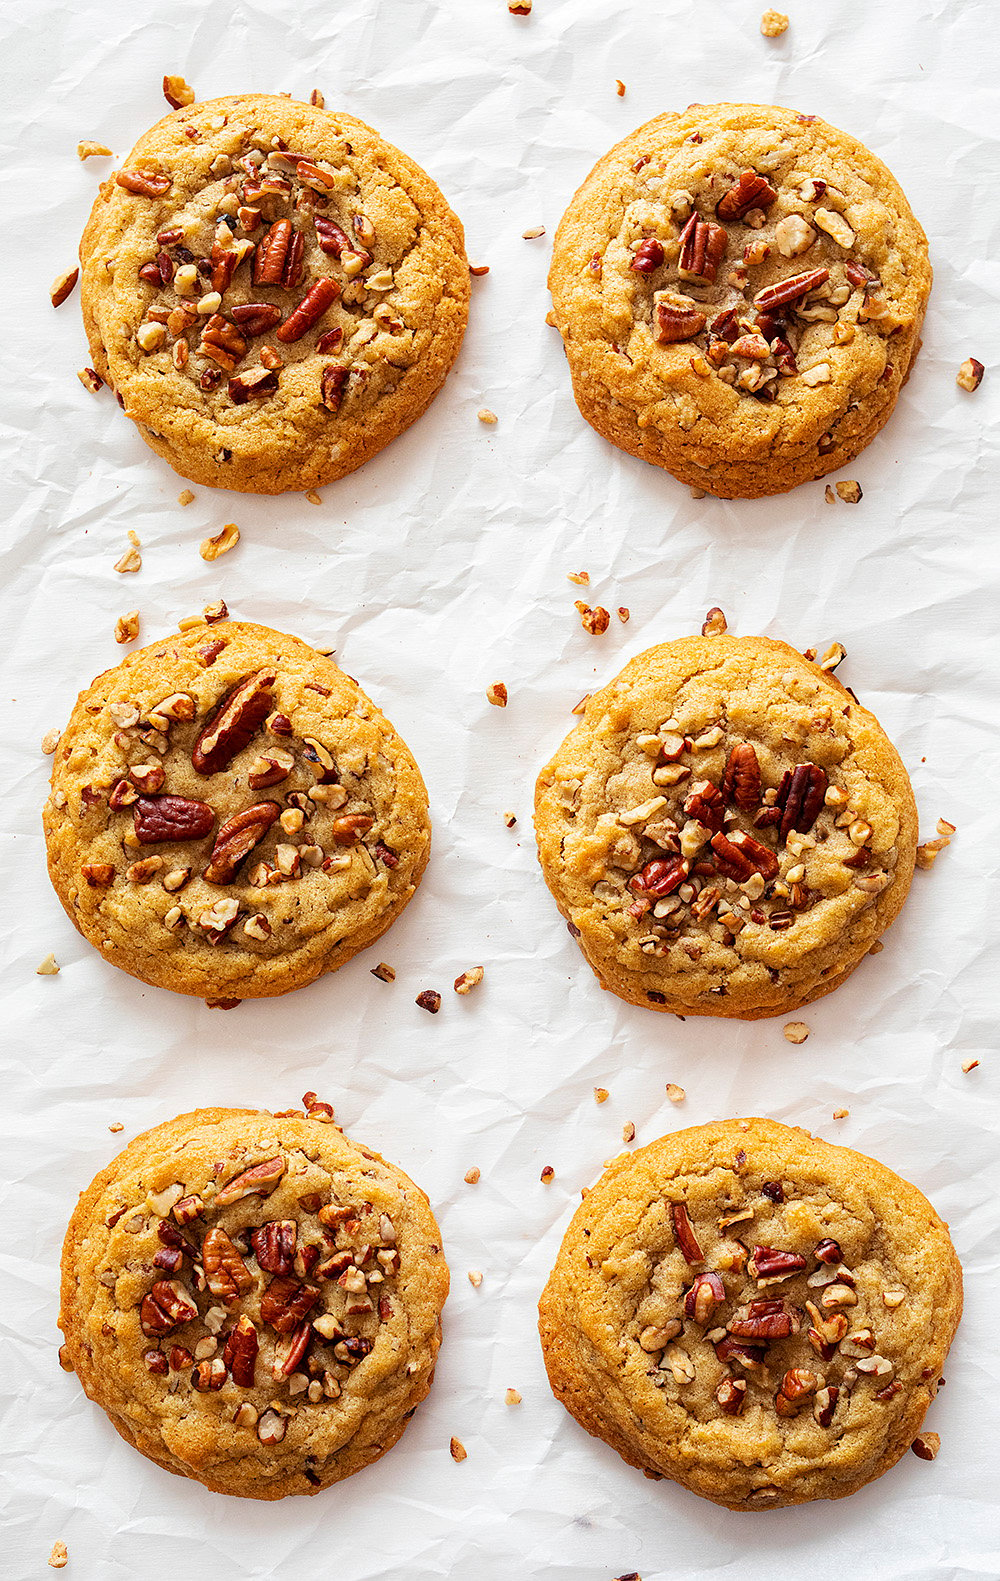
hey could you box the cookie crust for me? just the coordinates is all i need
[79,94,469,493]
[59,1107,449,1499]
[43,620,430,1001]
[534,632,917,1019]
[538,1118,962,1510]
[548,103,930,497]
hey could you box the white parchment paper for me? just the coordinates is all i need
[2,0,998,1576]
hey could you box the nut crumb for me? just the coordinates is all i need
[108,1121,125,1133]
[567,571,590,586]
[128,529,140,547]
[468,1270,483,1287]
[78,140,112,159]
[509,0,531,10]
[304,490,322,505]
[916,818,955,869]
[114,610,140,645]
[824,485,836,503]
[36,954,60,976]
[832,1108,850,1120]
[961,1058,979,1074]
[505,1387,522,1405]
[760,9,789,36]
[41,728,60,755]
[470,263,490,277]
[477,407,498,424]
[910,1432,940,1461]
[819,641,846,672]
[416,989,441,1014]
[835,480,863,504]
[370,962,395,982]
[77,367,103,393]
[615,79,626,96]
[177,489,195,506]
[622,1121,636,1143]
[464,1167,481,1185]
[617,606,630,623]
[163,74,195,109]
[114,545,142,574]
[200,523,240,561]
[783,1021,810,1045]
[310,88,325,108]
[690,487,707,500]
[956,357,984,392]
[487,682,508,707]
[450,1436,468,1462]
[51,268,79,308]
[701,607,727,637]
[540,1164,555,1183]
[882,1288,906,1308]
[503,810,517,828]
[522,225,545,239]
[594,1086,609,1104]
[454,966,485,994]
[48,1543,68,1570]
[575,601,611,635]
[665,1083,686,1103]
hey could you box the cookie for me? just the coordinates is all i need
[79,94,469,493]
[548,102,930,497]
[539,1118,961,1510]
[59,1105,448,1499]
[534,628,917,1019]
[44,619,430,1002]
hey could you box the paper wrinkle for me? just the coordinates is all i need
[3,0,1000,1577]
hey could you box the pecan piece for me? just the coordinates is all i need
[678,214,727,282]
[749,1245,808,1281]
[716,1376,747,1415]
[139,1278,198,1336]
[813,1384,840,1426]
[630,237,665,273]
[203,1227,255,1304]
[248,749,295,790]
[320,364,350,412]
[275,1320,312,1377]
[710,831,755,882]
[716,170,777,221]
[331,814,374,846]
[223,1314,259,1387]
[210,237,237,296]
[726,830,779,881]
[721,744,761,809]
[775,763,828,840]
[727,1298,796,1341]
[653,299,707,344]
[192,669,277,773]
[230,302,284,337]
[683,780,725,833]
[198,313,249,373]
[251,1220,297,1276]
[275,277,341,343]
[282,230,305,290]
[683,1270,725,1324]
[845,259,881,294]
[260,1274,321,1334]
[116,168,171,197]
[775,1367,820,1417]
[753,268,830,313]
[630,857,689,898]
[252,219,294,285]
[215,1155,286,1207]
[193,1358,228,1391]
[814,1238,842,1264]
[714,1335,767,1370]
[228,368,279,403]
[670,1202,704,1264]
[133,795,215,844]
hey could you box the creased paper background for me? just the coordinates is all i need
[2,0,998,1576]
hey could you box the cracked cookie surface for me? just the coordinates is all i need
[539,1118,961,1510]
[548,102,930,497]
[59,1106,448,1499]
[534,632,917,1019]
[43,619,430,1002]
[79,94,469,493]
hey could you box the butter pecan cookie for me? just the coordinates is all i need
[43,620,430,1002]
[539,1118,961,1510]
[59,1105,448,1498]
[79,94,469,493]
[534,629,917,1018]
[548,103,930,497]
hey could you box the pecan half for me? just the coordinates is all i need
[630,857,689,897]
[753,268,830,313]
[251,1220,297,1276]
[650,298,705,344]
[721,744,761,810]
[678,214,727,282]
[210,237,237,296]
[230,302,283,337]
[716,170,777,221]
[727,1298,796,1341]
[331,814,374,846]
[775,763,828,840]
[139,1278,198,1336]
[116,168,171,197]
[726,830,779,881]
[630,238,665,273]
[749,1245,807,1281]
[192,669,277,774]
[710,831,755,882]
[670,1202,704,1264]
[133,795,215,844]
[683,1270,725,1324]
[260,1274,321,1334]
[215,1155,286,1207]
[683,780,725,833]
[202,802,280,882]
[229,368,279,403]
[320,364,350,411]
[203,1227,255,1304]
[198,314,249,372]
[252,219,294,285]
[222,1314,259,1387]
[275,277,341,343]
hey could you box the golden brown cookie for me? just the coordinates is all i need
[59,1105,448,1498]
[79,94,469,493]
[534,628,917,1019]
[548,103,930,497]
[539,1118,961,1510]
[44,619,430,1002]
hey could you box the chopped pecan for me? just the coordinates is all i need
[726,830,779,880]
[320,364,350,411]
[710,831,756,882]
[333,1335,373,1365]
[260,1274,321,1334]
[230,302,283,337]
[721,744,761,809]
[813,1384,840,1426]
[678,214,727,282]
[709,309,740,344]
[331,814,374,846]
[814,1237,842,1264]
[714,1335,767,1369]
[775,763,828,840]
[682,780,725,833]
[845,259,880,294]
[193,1357,228,1391]
[251,1220,297,1276]
[749,1245,807,1281]
[653,299,708,344]
[630,238,665,273]
[203,1227,255,1304]
[727,1298,796,1341]
[223,1314,259,1387]
[116,168,171,197]
[209,237,237,296]
[716,1376,747,1415]
[192,669,277,773]
[198,313,249,372]
[630,857,689,897]
[215,1155,287,1207]
[139,1278,198,1336]
[775,1367,820,1417]
[228,368,279,403]
[275,277,340,343]
[957,357,985,393]
[275,1320,312,1377]
[133,795,215,844]
[670,1202,704,1264]
[753,268,830,312]
[252,219,294,286]
[683,1270,725,1323]
[716,170,777,221]
[247,749,295,789]
[143,1349,168,1374]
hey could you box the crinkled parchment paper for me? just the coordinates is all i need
[1,0,998,1576]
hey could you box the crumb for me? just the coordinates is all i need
[464,1167,481,1185]
[370,962,395,982]
[701,607,727,636]
[48,1543,68,1570]
[163,74,195,109]
[78,140,113,159]
[454,967,485,994]
[114,610,140,644]
[505,1387,522,1405]
[178,489,195,506]
[617,606,630,623]
[310,88,325,108]
[832,1108,849,1120]
[486,682,508,707]
[468,1270,483,1287]
[114,545,142,574]
[622,1121,636,1143]
[760,9,789,36]
[916,821,955,869]
[477,407,498,424]
[665,1083,686,1103]
[594,1087,609,1104]
[835,480,863,503]
[200,523,240,561]
[36,954,60,976]
[575,601,611,635]
[956,357,984,392]
[961,1058,979,1074]
[51,268,79,308]
[522,225,545,239]
[545,309,558,327]
[304,490,322,505]
[910,1432,940,1461]
[819,642,846,671]
[109,1121,125,1132]
[615,79,626,96]
[41,728,60,754]
[509,0,531,11]
[450,1436,468,1462]
[783,1021,810,1045]
[567,571,590,586]
[503,810,517,828]
[540,1165,555,1183]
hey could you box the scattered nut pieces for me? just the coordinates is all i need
[575,601,611,635]
[835,481,863,504]
[665,1083,686,1104]
[701,607,728,637]
[487,682,508,707]
[477,407,498,425]
[464,1167,481,1185]
[51,268,79,308]
[594,1087,609,1104]
[454,966,485,994]
[78,140,113,159]
[540,1164,555,1183]
[370,961,396,983]
[503,810,517,828]
[41,728,60,755]
[416,989,442,1014]
[450,1436,468,1462]
[505,1387,522,1405]
[48,1542,68,1570]
[956,357,984,393]
[163,74,195,109]
[961,1058,979,1074]
[114,544,142,574]
[617,606,630,623]
[114,609,140,644]
[200,523,240,561]
[522,225,545,239]
[622,1121,636,1143]
[178,489,195,506]
[832,1108,850,1120]
[567,570,590,586]
[910,1432,940,1462]
[468,1270,483,1287]
[77,367,103,394]
[916,819,955,869]
[615,79,626,96]
[36,954,60,976]
[783,1021,810,1045]
[760,8,789,36]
